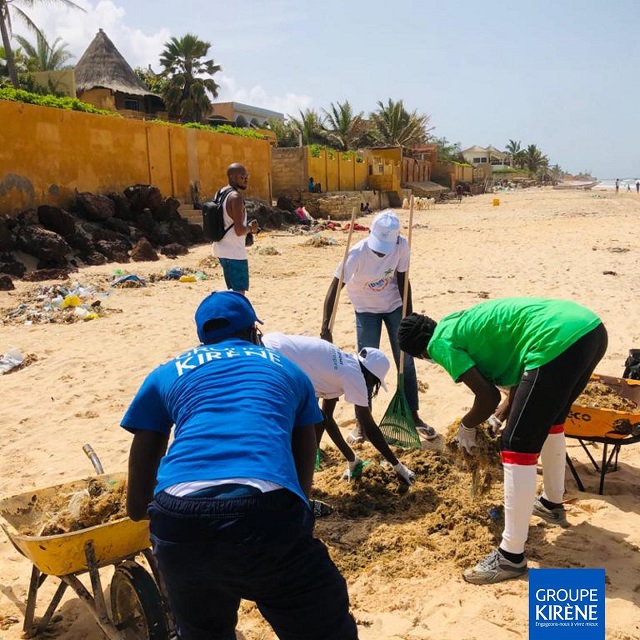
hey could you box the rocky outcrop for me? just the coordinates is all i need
[130,237,159,262]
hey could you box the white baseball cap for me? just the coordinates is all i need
[357,347,390,391]
[368,210,400,255]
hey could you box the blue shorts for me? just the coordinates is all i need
[218,258,249,292]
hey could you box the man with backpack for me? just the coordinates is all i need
[211,163,258,294]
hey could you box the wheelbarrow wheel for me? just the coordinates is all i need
[110,560,170,640]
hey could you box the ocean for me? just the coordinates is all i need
[594,178,639,191]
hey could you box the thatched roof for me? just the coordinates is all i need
[75,29,156,97]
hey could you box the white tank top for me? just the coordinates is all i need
[212,188,247,260]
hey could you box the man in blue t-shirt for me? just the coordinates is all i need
[122,291,358,640]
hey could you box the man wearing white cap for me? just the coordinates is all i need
[320,210,436,442]
[262,332,416,485]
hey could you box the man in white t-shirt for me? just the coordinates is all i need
[320,210,436,442]
[212,163,258,294]
[262,332,416,485]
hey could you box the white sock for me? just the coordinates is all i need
[500,462,537,555]
[540,431,566,505]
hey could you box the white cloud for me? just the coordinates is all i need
[10,1,170,70]
[216,75,311,119]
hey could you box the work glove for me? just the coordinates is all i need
[456,422,477,454]
[488,414,503,437]
[393,462,416,486]
[341,456,370,482]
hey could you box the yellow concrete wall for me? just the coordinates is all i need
[354,160,368,189]
[0,100,271,214]
[325,153,339,192]
[307,153,326,191]
[77,88,115,111]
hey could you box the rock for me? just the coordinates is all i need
[108,192,134,220]
[276,195,296,212]
[153,197,181,222]
[81,252,108,266]
[14,225,71,264]
[130,237,159,262]
[0,275,14,290]
[131,208,155,233]
[23,268,72,282]
[0,217,14,251]
[37,205,76,237]
[95,240,131,263]
[124,184,163,214]
[76,192,115,221]
[188,224,206,244]
[0,255,26,277]
[103,217,132,237]
[16,208,39,226]
[151,220,189,247]
[160,243,189,257]
[66,229,94,254]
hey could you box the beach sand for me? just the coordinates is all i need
[1,188,639,640]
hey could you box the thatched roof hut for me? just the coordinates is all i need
[75,29,166,118]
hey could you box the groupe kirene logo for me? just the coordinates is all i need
[529,568,605,639]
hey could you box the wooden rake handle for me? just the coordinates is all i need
[329,207,357,333]
[398,196,415,375]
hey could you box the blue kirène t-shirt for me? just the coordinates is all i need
[121,339,323,503]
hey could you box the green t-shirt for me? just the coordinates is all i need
[427,298,601,387]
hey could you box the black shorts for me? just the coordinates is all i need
[501,323,608,456]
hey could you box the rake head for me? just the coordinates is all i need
[379,384,421,449]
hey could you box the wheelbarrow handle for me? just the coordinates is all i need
[82,444,105,475]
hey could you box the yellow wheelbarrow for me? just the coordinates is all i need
[0,466,173,639]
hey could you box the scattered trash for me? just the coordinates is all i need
[179,275,197,282]
[302,235,337,247]
[255,246,281,256]
[1,281,110,325]
[0,348,24,374]
[488,506,503,522]
[148,267,209,283]
[111,274,146,288]
[602,270,618,276]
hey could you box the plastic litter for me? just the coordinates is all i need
[0,348,24,374]
[111,274,146,288]
[179,275,197,282]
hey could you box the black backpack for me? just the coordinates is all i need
[202,187,234,242]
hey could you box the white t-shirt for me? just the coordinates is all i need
[261,333,369,407]
[212,187,247,260]
[334,236,410,313]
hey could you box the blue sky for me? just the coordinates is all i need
[15,0,640,178]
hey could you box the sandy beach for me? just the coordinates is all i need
[1,188,639,640]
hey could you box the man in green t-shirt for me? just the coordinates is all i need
[399,298,607,585]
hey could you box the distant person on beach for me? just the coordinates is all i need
[211,163,258,295]
[636,179,639,193]
[262,332,416,486]
[627,183,632,192]
[615,178,620,193]
[398,298,607,585]
[360,202,372,214]
[456,184,464,203]
[320,210,437,442]
[308,176,315,193]
[122,291,359,640]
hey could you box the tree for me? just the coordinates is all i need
[159,33,221,123]
[369,98,431,148]
[14,31,73,71]
[0,0,84,87]
[523,144,548,174]
[321,100,364,150]
[505,139,525,169]
[431,136,463,163]
[289,108,326,146]
[265,117,299,147]
[134,65,168,95]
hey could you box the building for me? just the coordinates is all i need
[208,102,285,128]
[74,29,166,119]
[461,145,510,169]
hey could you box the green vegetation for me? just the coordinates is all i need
[159,33,221,123]
[0,85,114,114]
[0,0,84,87]
[14,31,73,71]
[147,118,264,139]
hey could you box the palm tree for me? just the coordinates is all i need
[322,100,364,150]
[523,144,549,175]
[0,0,84,87]
[289,108,326,145]
[265,117,299,147]
[369,99,431,148]
[505,139,525,169]
[159,33,221,123]
[14,31,73,71]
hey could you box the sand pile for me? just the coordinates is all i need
[575,380,638,411]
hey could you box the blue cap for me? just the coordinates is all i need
[195,291,263,344]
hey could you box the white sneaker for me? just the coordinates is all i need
[533,498,570,528]
[346,426,365,445]
[416,424,438,441]
[463,549,528,585]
